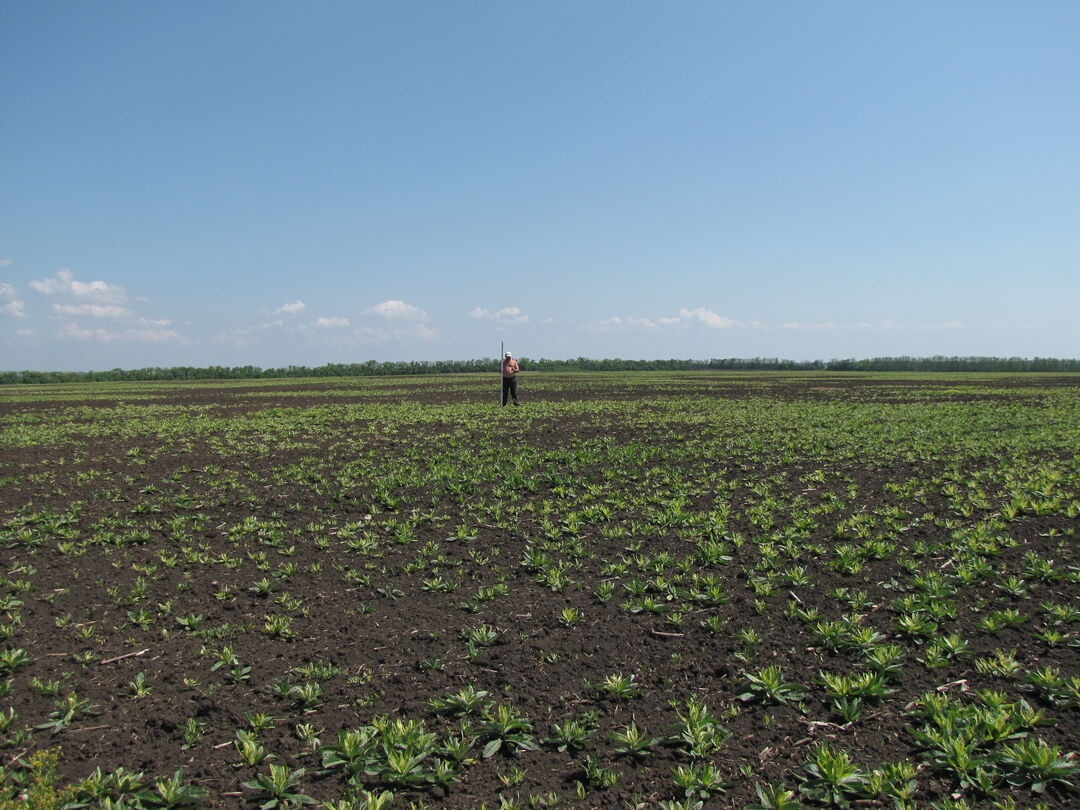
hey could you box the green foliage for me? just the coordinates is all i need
[241,764,315,808]
[3,371,1080,809]
[799,744,867,806]
[738,665,805,706]
[0,749,77,810]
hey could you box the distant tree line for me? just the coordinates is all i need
[2,355,1080,385]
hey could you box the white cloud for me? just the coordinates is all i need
[471,306,529,323]
[129,326,186,343]
[594,316,658,331]
[677,308,741,329]
[61,324,115,342]
[133,316,174,328]
[24,267,188,344]
[1,300,26,318]
[368,299,426,320]
[311,316,350,328]
[52,303,130,318]
[59,321,185,344]
[587,308,741,332]
[363,299,438,339]
[31,269,129,304]
[274,300,306,315]
[0,284,23,316]
[0,258,12,268]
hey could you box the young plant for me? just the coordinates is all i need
[545,715,595,752]
[998,738,1079,794]
[428,684,492,717]
[738,665,806,706]
[744,781,801,810]
[800,743,868,806]
[180,717,205,749]
[580,754,619,789]
[127,671,152,699]
[671,699,731,759]
[288,681,324,709]
[152,769,210,808]
[36,691,101,734]
[593,672,642,701]
[241,764,315,808]
[479,703,538,757]
[559,607,583,627]
[672,762,726,801]
[610,721,663,759]
[263,613,296,639]
[234,729,272,767]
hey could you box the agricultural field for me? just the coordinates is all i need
[0,371,1078,810]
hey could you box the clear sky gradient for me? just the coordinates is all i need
[3,1,1078,371]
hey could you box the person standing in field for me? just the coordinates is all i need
[501,352,520,406]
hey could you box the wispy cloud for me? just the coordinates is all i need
[274,300,306,315]
[24,267,188,345]
[593,316,659,330]
[134,316,174,328]
[588,307,741,332]
[30,269,129,304]
[59,322,186,344]
[366,299,438,339]
[0,258,12,268]
[367,299,426,320]
[0,283,26,318]
[310,316,350,328]
[52,303,130,318]
[673,311,743,330]
[470,306,530,324]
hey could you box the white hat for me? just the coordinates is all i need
[505,352,512,357]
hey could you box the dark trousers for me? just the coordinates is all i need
[502,376,518,405]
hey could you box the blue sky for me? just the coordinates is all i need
[2,1,1078,370]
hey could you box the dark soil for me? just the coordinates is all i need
[0,372,1078,808]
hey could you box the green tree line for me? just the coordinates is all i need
[2,355,1080,385]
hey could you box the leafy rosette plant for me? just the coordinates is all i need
[738,665,806,706]
[799,743,868,807]
[242,764,316,809]
[478,703,538,758]
[998,738,1079,794]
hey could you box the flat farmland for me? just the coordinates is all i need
[0,371,1078,809]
